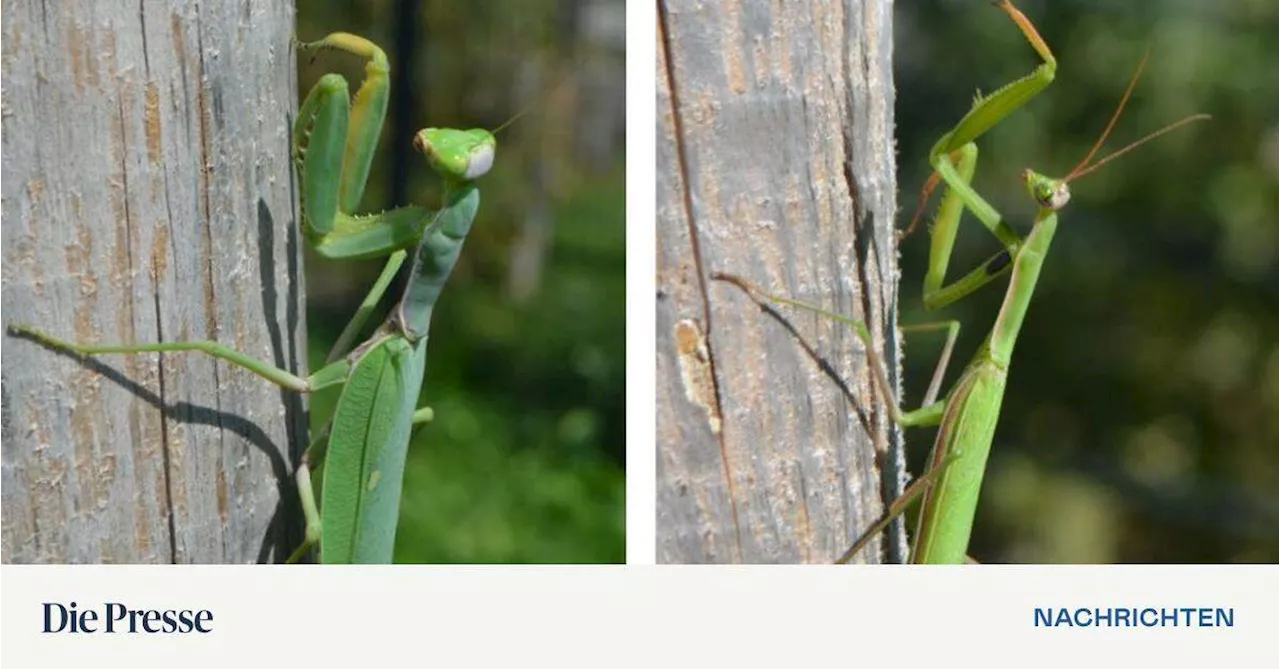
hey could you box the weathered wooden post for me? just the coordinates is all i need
[2,1,305,563]
[656,0,904,563]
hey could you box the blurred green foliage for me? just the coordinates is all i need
[297,0,625,562]
[894,0,1276,562]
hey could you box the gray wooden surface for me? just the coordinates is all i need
[1,1,305,563]
[656,0,905,563]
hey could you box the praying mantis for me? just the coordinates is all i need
[715,0,1208,563]
[10,32,501,564]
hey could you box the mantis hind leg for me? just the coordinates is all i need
[10,325,314,392]
[411,406,434,424]
[713,273,948,427]
[834,450,962,564]
[286,458,322,563]
[286,427,330,563]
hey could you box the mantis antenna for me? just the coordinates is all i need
[490,71,577,137]
[1062,48,1211,184]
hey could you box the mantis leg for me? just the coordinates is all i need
[8,324,351,393]
[286,460,321,563]
[294,34,432,260]
[921,144,1024,311]
[834,450,962,564]
[325,249,409,363]
[295,32,389,224]
[286,426,331,564]
[901,321,961,409]
[713,273,949,427]
[411,406,434,424]
[710,279,972,563]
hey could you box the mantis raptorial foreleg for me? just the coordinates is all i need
[909,0,1058,311]
[293,33,424,258]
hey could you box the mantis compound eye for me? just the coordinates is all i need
[1033,183,1054,204]
[464,141,495,180]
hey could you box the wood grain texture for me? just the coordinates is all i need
[1,1,305,563]
[656,0,906,563]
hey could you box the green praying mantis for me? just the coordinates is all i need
[716,0,1209,564]
[10,32,503,564]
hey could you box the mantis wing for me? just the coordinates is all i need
[321,336,428,564]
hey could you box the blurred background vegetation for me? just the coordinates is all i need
[894,0,1276,562]
[296,0,625,562]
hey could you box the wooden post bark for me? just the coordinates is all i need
[1,1,305,563]
[656,0,905,563]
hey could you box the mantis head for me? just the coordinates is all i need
[1023,170,1071,211]
[413,74,571,185]
[413,128,496,182]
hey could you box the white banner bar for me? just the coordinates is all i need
[3,565,1275,668]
